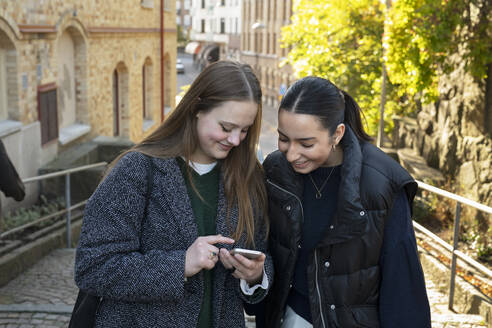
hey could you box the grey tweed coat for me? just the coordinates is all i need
[74,152,273,328]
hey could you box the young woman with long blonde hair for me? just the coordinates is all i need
[74,61,272,328]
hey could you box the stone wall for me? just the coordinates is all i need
[393,57,492,208]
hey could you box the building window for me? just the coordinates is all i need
[142,58,153,129]
[38,85,58,145]
[220,0,225,6]
[0,49,7,121]
[141,0,154,8]
[283,0,287,21]
[255,32,258,52]
[112,70,119,136]
[201,19,206,33]
[285,0,291,22]
[201,0,205,9]
[273,33,277,55]
[273,0,276,21]
[0,34,18,124]
[142,66,146,119]
[220,18,225,34]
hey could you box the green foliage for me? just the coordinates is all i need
[282,0,403,136]
[461,228,492,265]
[385,0,491,103]
[4,196,65,231]
[477,245,492,264]
[282,0,491,135]
[176,84,190,106]
[177,25,190,47]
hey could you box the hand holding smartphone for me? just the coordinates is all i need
[229,248,263,259]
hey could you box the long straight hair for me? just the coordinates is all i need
[280,76,372,141]
[108,61,268,246]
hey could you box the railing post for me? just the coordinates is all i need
[65,173,71,248]
[448,202,461,310]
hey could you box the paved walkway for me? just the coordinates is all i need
[0,249,488,327]
[0,249,74,327]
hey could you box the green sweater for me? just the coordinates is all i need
[177,158,219,328]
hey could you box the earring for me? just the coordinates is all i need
[332,144,336,151]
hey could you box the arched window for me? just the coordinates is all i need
[142,57,154,130]
[56,27,89,145]
[0,47,7,121]
[0,28,18,122]
[113,62,129,137]
[164,54,172,115]
[112,70,119,136]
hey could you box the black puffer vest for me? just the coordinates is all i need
[263,127,417,328]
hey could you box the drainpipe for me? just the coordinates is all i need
[160,0,165,122]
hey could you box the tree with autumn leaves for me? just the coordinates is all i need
[281,0,491,136]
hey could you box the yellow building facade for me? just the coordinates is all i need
[241,0,294,109]
[0,0,176,214]
[0,0,176,155]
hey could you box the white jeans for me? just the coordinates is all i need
[280,306,313,328]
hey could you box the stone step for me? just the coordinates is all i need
[396,148,445,182]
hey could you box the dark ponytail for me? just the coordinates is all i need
[340,90,372,142]
[280,76,372,142]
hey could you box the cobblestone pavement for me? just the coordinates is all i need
[0,249,488,327]
[0,249,74,327]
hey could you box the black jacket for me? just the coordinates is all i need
[263,127,417,328]
[0,140,25,201]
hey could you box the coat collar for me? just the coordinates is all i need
[323,125,368,245]
[150,157,238,244]
[264,151,304,199]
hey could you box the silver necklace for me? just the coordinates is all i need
[309,167,336,199]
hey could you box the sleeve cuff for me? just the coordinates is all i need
[240,267,269,296]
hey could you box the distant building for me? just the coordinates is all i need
[0,0,177,213]
[176,0,192,41]
[241,0,295,108]
[187,0,242,69]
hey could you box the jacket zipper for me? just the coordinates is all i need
[266,179,304,221]
[267,179,327,327]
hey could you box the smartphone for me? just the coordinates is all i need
[230,248,263,259]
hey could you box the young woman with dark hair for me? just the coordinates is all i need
[74,61,273,328]
[261,76,430,327]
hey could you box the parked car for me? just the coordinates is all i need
[176,59,185,74]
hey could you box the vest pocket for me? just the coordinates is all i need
[349,305,379,328]
[269,234,292,277]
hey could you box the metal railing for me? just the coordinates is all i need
[414,180,492,310]
[1,162,107,246]
[1,156,491,311]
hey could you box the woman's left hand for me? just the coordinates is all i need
[219,248,265,285]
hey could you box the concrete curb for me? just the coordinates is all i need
[0,304,73,314]
[418,247,492,327]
